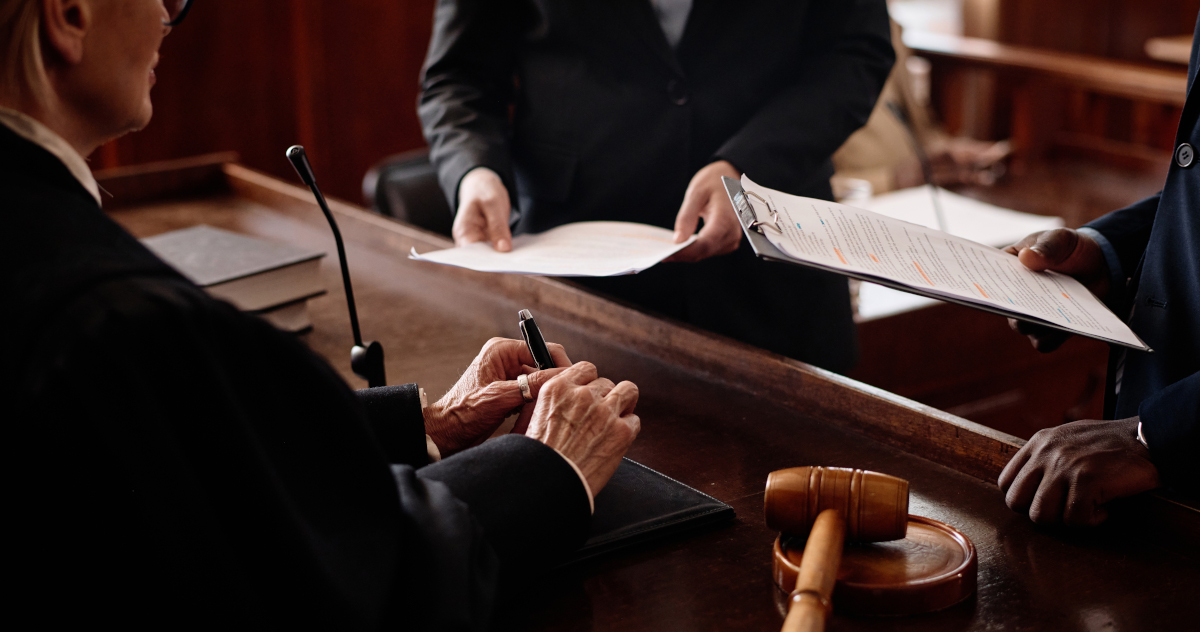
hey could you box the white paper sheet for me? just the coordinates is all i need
[857,185,1063,249]
[854,186,1063,320]
[740,175,1148,350]
[410,221,695,277]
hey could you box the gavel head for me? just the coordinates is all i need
[764,466,909,542]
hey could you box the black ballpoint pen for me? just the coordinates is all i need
[518,309,555,370]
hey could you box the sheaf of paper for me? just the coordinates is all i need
[855,186,1063,319]
[410,221,695,277]
[741,175,1147,349]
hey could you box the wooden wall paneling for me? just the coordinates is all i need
[931,65,971,137]
[100,0,301,185]
[1008,78,1062,164]
[95,0,439,204]
[290,0,322,164]
[302,0,437,203]
[998,0,1200,63]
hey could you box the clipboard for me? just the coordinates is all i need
[722,176,1151,352]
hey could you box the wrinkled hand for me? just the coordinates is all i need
[424,338,571,455]
[667,160,744,263]
[1003,228,1111,352]
[454,167,513,252]
[997,417,1158,526]
[525,362,640,494]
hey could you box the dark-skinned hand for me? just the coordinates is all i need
[1003,228,1111,353]
[997,417,1159,526]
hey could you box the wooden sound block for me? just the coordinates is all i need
[773,515,977,617]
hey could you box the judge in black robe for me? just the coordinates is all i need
[1,101,595,630]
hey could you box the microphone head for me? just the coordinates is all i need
[286,145,316,186]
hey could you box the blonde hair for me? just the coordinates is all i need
[0,0,46,106]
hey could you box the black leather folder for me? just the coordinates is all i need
[567,458,735,564]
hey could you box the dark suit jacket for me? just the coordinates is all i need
[419,0,893,370]
[1084,14,1200,494]
[0,124,590,629]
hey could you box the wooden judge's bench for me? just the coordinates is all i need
[99,158,1198,631]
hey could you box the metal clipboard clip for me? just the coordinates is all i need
[737,190,782,235]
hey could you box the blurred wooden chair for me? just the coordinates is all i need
[362,148,453,237]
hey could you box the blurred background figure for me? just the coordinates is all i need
[418,0,896,373]
[833,20,1012,198]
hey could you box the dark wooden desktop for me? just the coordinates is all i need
[100,159,1198,632]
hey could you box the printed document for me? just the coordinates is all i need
[410,221,694,277]
[858,185,1062,249]
[734,175,1148,350]
[856,185,1063,319]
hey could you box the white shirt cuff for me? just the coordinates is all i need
[425,435,442,462]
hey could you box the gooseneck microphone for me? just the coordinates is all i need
[286,145,387,388]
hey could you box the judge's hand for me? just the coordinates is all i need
[1003,228,1111,353]
[525,362,640,494]
[454,167,513,252]
[424,338,571,455]
[666,160,744,263]
[997,417,1158,526]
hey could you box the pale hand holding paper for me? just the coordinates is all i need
[410,221,695,277]
[737,175,1148,350]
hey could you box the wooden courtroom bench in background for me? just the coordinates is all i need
[906,30,1186,194]
[95,156,1199,632]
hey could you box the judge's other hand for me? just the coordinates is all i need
[997,417,1158,527]
[667,160,744,263]
[1003,228,1110,353]
[424,337,572,455]
[526,362,640,494]
[454,167,513,252]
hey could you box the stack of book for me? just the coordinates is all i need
[142,225,326,333]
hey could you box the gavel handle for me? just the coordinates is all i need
[782,509,846,632]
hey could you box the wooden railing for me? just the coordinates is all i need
[905,31,1189,169]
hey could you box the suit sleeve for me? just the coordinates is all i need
[1140,372,1200,494]
[1083,191,1161,282]
[713,0,894,190]
[417,434,591,571]
[419,0,529,210]
[356,384,430,467]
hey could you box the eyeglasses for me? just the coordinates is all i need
[163,0,194,26]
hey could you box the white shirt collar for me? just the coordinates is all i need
[0,106,102,206]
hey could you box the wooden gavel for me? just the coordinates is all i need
[764,467,910,632]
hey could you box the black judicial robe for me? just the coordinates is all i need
[419,0,895,371]
[1085,13,1200,495]
[0,124,591,629]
